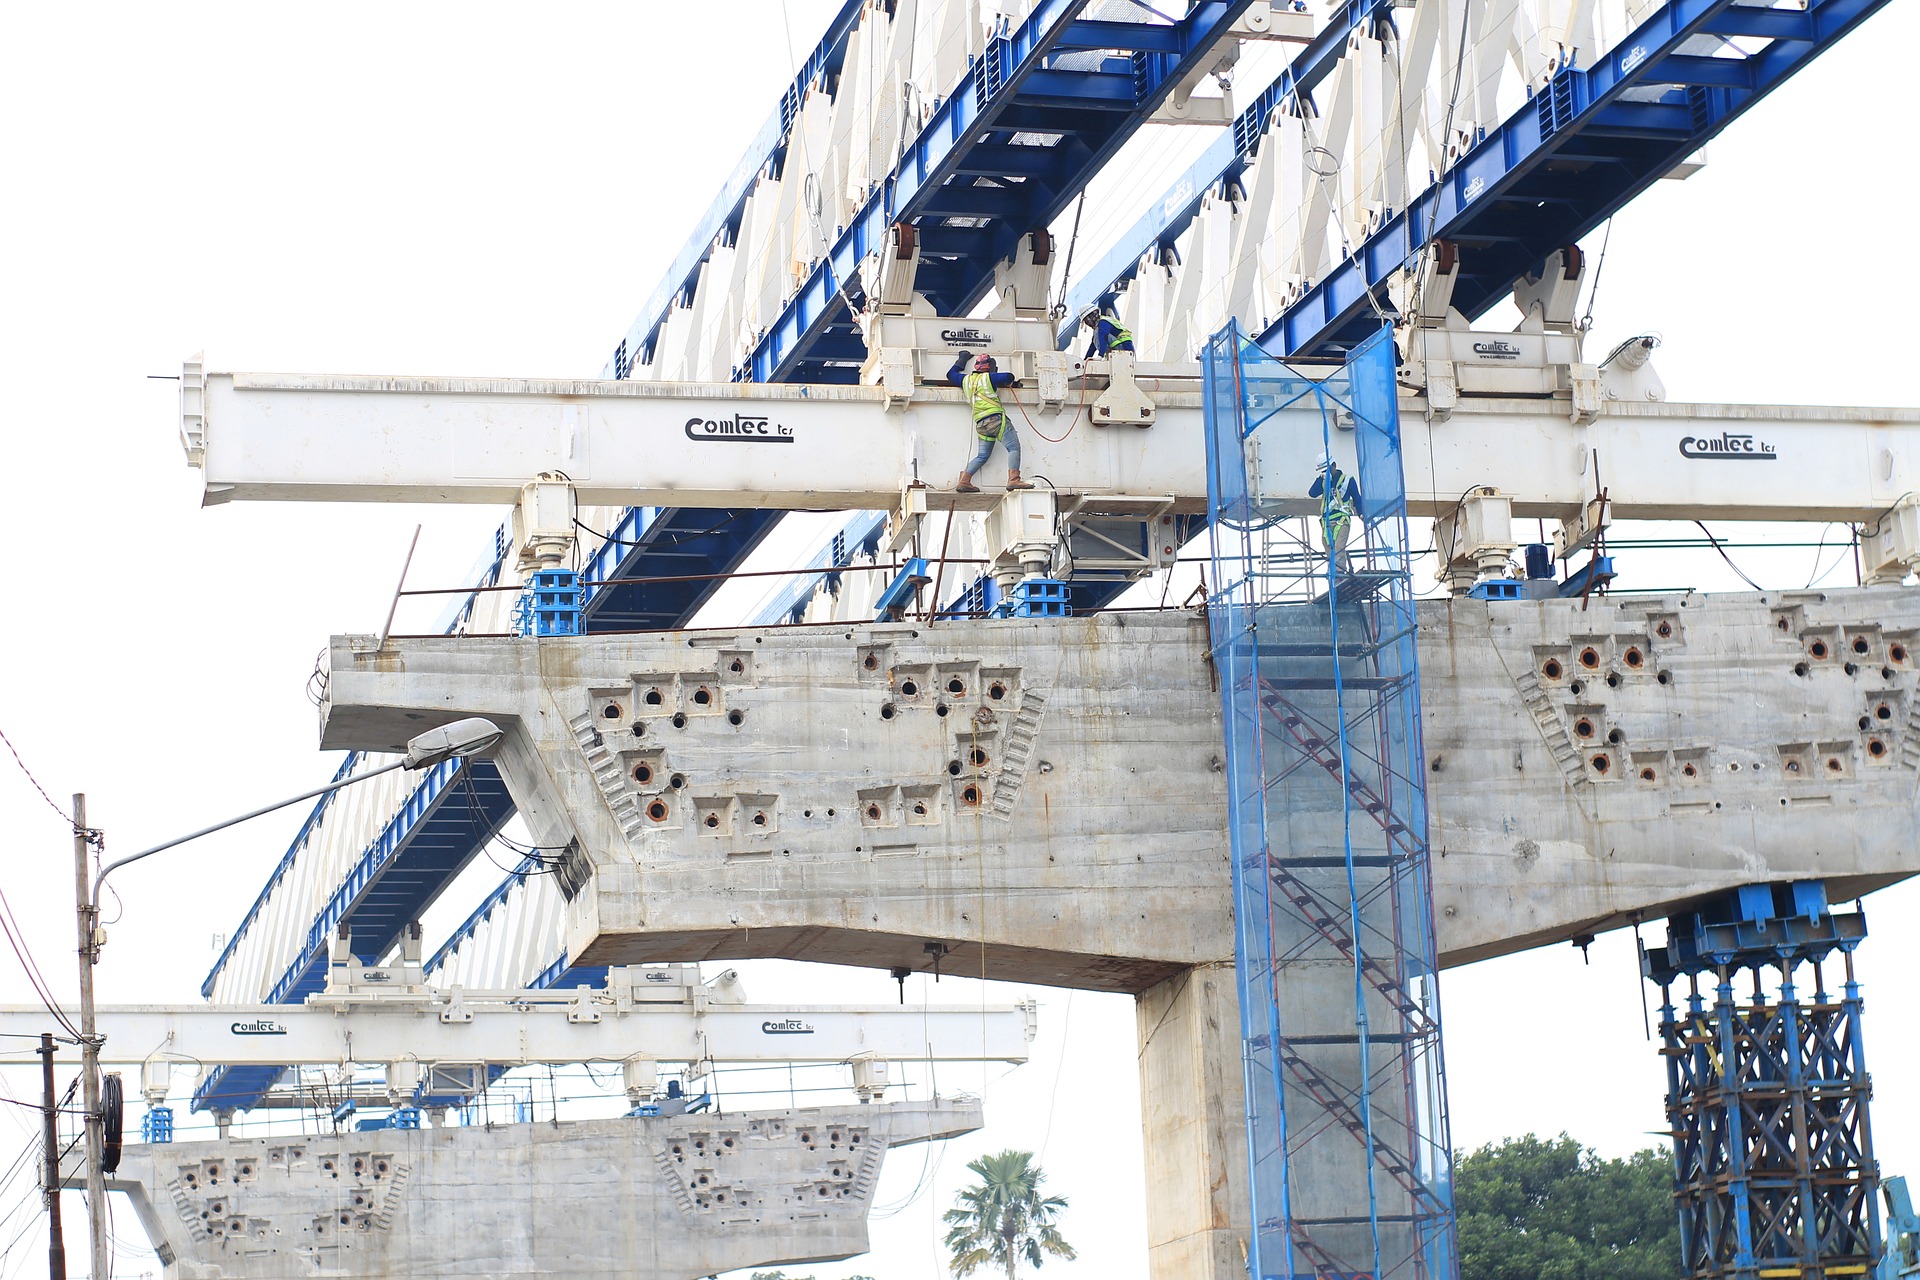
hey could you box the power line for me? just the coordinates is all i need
[0,725,70,829]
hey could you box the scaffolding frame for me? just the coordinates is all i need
[1203,322,1457,1280]
[1645,884,1883,1280]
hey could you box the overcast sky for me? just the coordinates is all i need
[1,3,1917,1278]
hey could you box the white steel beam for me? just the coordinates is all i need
[0,999,1037,1068]
[184,368,1920,522]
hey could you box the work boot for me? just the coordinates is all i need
[1005,469,1034,490]
[955,471,980,494]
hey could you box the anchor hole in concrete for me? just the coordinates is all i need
[1656,620,1673,638]
[961,784,982,805]
[1574,717,1595,739]
[947,677,965,695]
[970,747,989,767]
[670,773,686,789]
[1861,716,1874,731]
[1778,616,1792,632]
[1542,658,1563,679]
[1794,662,1810,677]
[728,709,744,726]
[693,688,713,706]
[1590,754,1610,774]
[704,813,719,829]
[864,653,879,670]
[1786,759,1801,773]
[1578,647,1600,668]
[936,703,950,717]
[948,760,962,776]
[632,763,653,785]
[1869,738,1888,758]
[865,804,881,821]
[1624,647,1644,668]
[1658,670,1672,685]
[1892,643,1909,664]
[1607,729,1623,745]
[1569,679,1584,695]
[1639,766,1657,782]
[730,658,744,673]
[1826,756,1844,773]
[989,681,1007,700]
[1854,637,1872,655]
[911,802,926,817]
[753,811,767,826]
[1605,672,1621,688]
[1845,662,1859,676]
[672,713,687,729]
[631,722,645,737]
[899,680,919,697]
[1730,761,1741,772]
[826,808,835,817]
[1810,639,1830,659]
[1682,763,1698,778]
[648,800,671,822]
[880,703,896,720]
[645,689,664,705]
[602,702,623,720]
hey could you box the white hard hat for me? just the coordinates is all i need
[1079,304,1101,326]
[1315,451,1332,469]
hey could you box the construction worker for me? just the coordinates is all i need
[948,352,1033,493]
[1309,451,1360,574]
[1079,303,1135,358]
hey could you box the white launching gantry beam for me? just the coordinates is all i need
[0,965,1036,1073]
[180,361,1920,525]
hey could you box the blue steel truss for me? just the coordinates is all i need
[1644,882,1883,1280]
[1270,0,1897,355]
[1205,322,1455,1280]
[738,0,1258,385]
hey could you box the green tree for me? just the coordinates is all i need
[943,1150,1076,1278]
[1454,1133,1679,1280]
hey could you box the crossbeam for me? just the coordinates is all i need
[184,367,1920,522]
[0,996,1036,1068]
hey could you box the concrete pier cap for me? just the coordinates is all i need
[322,587,1920,987]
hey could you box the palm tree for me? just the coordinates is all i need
[942,1149,1077,1279]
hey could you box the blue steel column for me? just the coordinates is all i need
[1646,883,1882,1280]
[1204,321,1456,1280]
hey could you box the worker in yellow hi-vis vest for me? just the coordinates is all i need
[947,352,1033,494]
[1310,451,1361,574]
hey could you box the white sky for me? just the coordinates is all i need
[0,2,1917,1278]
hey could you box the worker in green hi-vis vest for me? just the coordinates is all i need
[1079,303,1135,358]
[947,352,1034,494]
[1310,451,1361,575]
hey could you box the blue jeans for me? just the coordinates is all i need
[965,415,1021,473]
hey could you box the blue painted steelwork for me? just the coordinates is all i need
[1205,322,1455,1280]
[140,1107,173,1144]
[516,569,583,636]
[202,752,362,999]
[874,557,932,621]
[194,757,515,1113]
[992,577,1070,618]
[598,0,869,380]
[1057,0,1398,336]
[745,0,1260,385]
[1265,0,1896,356]
[1644,882,1882,1279]
[579,505,783,631]
[1885,1178,1920,1280]
[750,511,888,626]
[1557,554,1616,597]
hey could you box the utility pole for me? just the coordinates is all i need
[72,795,109,1280]
[39,1033,65,1280]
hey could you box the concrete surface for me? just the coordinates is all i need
[104,1100,977,1279]
[320,584,1920,1278]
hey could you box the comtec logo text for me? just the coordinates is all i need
[685,415,795,443]
[230,1019,287,1036]
[761,1018,815,1035]
[1679,433,1777,460]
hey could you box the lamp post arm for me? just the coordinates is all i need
[90,757,410,908]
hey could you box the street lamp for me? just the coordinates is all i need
[66,716,502,1280]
